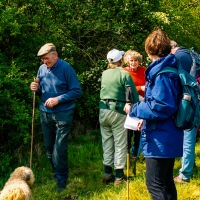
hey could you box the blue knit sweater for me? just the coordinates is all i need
[36,58,82,113]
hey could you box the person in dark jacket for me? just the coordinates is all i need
[124,29,184,200]
[30,43,82,192]
[170,42,192,73]
[99,48,139,186]
[171,40,197,183]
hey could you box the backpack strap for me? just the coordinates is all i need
[156,66,178,77]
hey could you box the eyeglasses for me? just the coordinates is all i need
[41,52,55,62]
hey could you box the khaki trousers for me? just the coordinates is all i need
[99,109,127,169]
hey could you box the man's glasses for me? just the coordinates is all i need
[40,52,55,62]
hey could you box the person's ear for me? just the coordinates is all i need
[54,52,58,59]
[51,52,57,59]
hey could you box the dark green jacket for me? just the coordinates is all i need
[99,67,139,114]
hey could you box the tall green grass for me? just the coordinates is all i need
[1,134,200,199]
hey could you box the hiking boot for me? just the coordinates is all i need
[114,177,125,187]
[56,181,66,192]
[174,176,190,184]
[103,174,114,184]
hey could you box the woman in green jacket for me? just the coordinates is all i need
[99,48,139,186]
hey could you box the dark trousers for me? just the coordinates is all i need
[40,109,74,184]
[127,129,141,157]
[145,158,177,200]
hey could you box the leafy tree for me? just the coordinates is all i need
[0,0,200,159]
[159,0,200,50]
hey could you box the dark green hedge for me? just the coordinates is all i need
[0,0,199,154]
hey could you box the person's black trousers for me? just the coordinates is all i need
[145,157,177,200]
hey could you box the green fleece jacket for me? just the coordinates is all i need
[99,67,139,114]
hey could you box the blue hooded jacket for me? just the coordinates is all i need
[129,54,184,158]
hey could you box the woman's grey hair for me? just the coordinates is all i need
[123,50,143,64]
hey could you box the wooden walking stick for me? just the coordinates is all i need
[125,85,133,200]
[30,77,39,169]
[126,130,132,200]
[127,145,130,200]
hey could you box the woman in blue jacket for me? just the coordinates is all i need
[124,29,184,200]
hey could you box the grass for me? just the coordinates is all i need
[1,134,200,200]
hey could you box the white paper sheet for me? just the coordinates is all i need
[124,114,139,130]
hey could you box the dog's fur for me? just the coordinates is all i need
[0,166,35,200]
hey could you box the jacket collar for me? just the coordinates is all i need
[145,54,178,82]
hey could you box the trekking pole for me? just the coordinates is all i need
[126,85,133,200]
[126,130,132,200]
[30,77,38,169]
[126,139,130,200]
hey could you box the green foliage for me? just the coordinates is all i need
[0,0,200,153]
[159,0,200,51]
[0,62,34,150]
[0,152,13,178]
[76,60,106,126]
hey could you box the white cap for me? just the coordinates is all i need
[107,49,124,63]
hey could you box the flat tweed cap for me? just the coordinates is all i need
[37,43,56,56]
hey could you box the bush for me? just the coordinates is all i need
[0,0,200,154]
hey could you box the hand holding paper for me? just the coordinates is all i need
[124,114,140,130]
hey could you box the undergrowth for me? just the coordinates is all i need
[0,134,200,200]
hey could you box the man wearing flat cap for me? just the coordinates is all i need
[30,43,82,192]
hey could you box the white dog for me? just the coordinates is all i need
[0,166,35,200]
